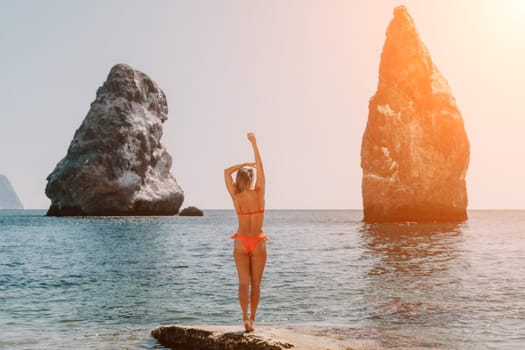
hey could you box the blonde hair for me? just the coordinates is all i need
[235,167,254,193]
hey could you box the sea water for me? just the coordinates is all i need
[0,210,524,349]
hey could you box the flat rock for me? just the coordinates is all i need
[45,64,184,216]
[151,325,362,350]
[361,6,469,222]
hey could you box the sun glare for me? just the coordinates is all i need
[500,0,525,30]
[476,0,525,53]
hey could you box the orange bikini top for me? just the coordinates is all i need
[237,209,265,216]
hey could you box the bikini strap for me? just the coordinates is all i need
[237,209,265,216]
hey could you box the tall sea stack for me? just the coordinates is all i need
[46,64,184,216]
[361,6,469,222]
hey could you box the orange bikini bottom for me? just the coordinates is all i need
[231,233,269,254]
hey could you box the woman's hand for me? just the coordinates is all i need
[241,162,256,168]
[247,132,256,144]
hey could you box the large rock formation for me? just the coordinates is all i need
[0,175,24,209]
[45,64,184,216]
[361,6,469,222]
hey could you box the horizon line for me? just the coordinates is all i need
[4,208,525,212]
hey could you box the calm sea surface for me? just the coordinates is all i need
[0,210,524,349]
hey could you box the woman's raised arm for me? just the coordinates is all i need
[247,133,265,195]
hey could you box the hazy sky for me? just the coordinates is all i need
[1,0,524,209]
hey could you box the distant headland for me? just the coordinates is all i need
[0,174,24,209]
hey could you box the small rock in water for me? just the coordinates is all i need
[361,6,470,222]
[45,64,184,216]
[179,206,204,216]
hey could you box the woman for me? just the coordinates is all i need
[224,132,268,332]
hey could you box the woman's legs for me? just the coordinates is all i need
[234,244,252,331]
[249,241,267,329]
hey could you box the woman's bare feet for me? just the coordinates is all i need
[249,318,255,332]
[243,319,254,332]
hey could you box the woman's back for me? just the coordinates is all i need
[234,190,265,235]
